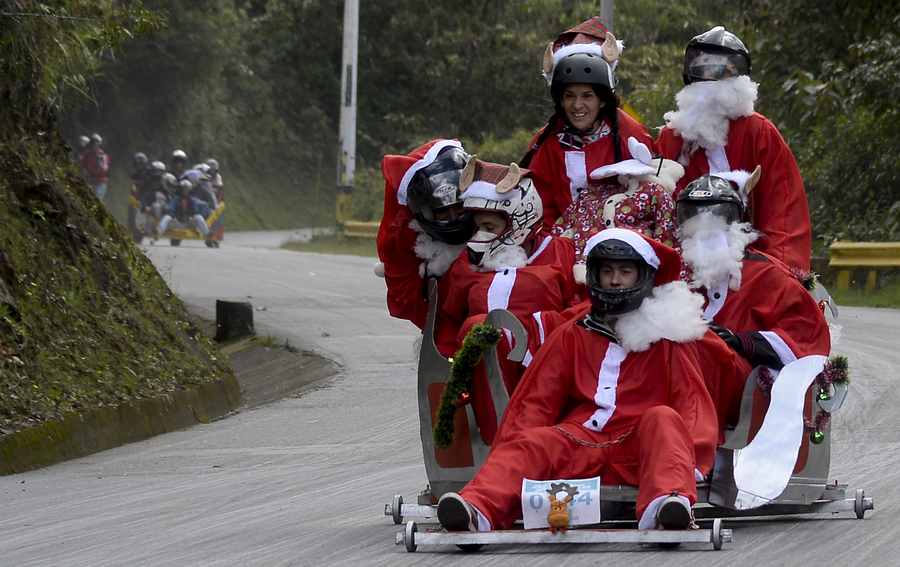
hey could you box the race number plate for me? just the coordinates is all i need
[521,477,601,530]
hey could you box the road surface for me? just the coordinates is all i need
[0,232,895,566]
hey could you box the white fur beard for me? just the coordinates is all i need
[478,245,528,272]
[663,76,758,149]
[614,282,708,352]
[414,233,464,277]
[678,216,759,290]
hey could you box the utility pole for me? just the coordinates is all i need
[600,0,614,33]
[336,0,358,231]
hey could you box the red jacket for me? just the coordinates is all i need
[656,112,811,271]
[80,150,109,185]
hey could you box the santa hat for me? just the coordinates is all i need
[542,16,624,85]
[590,137,657,180]
[458,157,527,201]
[377,139,463,257]
[583,228,682,287]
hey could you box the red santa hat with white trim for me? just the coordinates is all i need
[542,16,625,85]
[583,227,683,287]
[377,139,463,255]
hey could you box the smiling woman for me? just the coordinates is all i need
[520,17,656,232]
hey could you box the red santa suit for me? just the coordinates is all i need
[657,110,811,271]
[442,232,580,443]
[526,111,655,231]
[376,140,467,357]
[698,248,831,427]
[456,232,732,530]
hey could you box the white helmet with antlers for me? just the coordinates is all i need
[459,157,543,267]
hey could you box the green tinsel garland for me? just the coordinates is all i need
[432,323,501,450]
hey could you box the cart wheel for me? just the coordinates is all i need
[170,239,181,247]
[712,518,723,550]
[392,495,404,524]
[404,521,417,552]
[855,489,866,519]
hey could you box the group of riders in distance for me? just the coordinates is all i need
[126,149,226,247]
[376,19,866,551]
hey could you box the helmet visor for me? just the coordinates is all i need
[684,48,745,82]
[676,201,742,225]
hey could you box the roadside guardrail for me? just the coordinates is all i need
[828,241,900,291]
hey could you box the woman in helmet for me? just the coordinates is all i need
[521,17,655,231]
[440,157,581,444]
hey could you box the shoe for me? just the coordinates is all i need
[437,492,477,532]
[656,493,692,530]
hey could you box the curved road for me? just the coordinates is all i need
[0,232,895,566]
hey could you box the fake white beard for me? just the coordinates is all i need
[663,76,758,149]
[477,244,529,272]
[678,214,759,290]
[613,281,708,353]
[409,219,465,277]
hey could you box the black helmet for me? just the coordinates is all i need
[586,238,656,316]
[683,26,751,85]
[550,52,615,100]
[676,174,744,225]
[406,146,475,245]
[133,152,148,168]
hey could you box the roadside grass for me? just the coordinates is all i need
[830,281,900,309]
[281,233,377,257]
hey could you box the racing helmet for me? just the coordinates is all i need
[405,146,475,245]
[150,160,166,173]
[132,152,148,168]
[683,26,751,85]
[178,179,193,193]
[205,158,219,172]
[676,174,744,225]
[162,173,177,192]
[550,52,616,102]
[464,175,543,268]
[171,149,187,163]
[585,236,656,316]
[76,136,90,150]
[89,133,102,145]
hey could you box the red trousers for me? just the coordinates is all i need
[460,406,697,529]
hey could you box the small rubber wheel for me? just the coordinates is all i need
[405,521,417,552]
[392,495,403,525]
[855,489,866,519]
[170,239,181,247]
[712,518,723,550]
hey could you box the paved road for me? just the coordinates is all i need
[0,232,895,566]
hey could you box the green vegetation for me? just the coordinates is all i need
[281,234,376,258]
[1,1,231,435]
[831,283,900,310]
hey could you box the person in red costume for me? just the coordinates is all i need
[441,158,581,444]
[655,26,811,271]
[676,173,831,432]
[521,17,655,231]
[437,228,737,537]
[375,140,475,357]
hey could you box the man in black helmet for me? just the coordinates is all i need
[676,172,831,431]
[656,26,812,272]
[376,140,476,357]
[436,228,738,538]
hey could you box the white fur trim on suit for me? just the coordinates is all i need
[615,281,708,352]
[584,228,660,270]
[759,330,798,367]
[582,342,625,432]
[397,140,463,205]
[565,150,588,200]
[487,267,516,312]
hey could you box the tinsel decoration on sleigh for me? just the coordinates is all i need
[432,324,501,450]
[757,354,850,444]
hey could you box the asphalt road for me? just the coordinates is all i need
[0,231,895,566]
